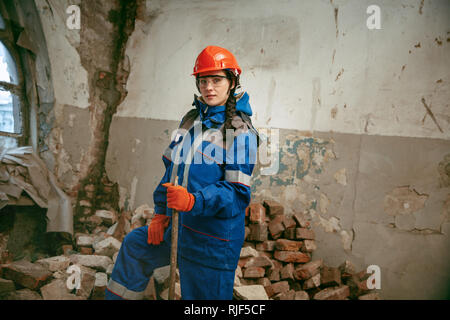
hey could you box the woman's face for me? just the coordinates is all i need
[197,70,234,106]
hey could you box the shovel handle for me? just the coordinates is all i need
[168,176,179,300]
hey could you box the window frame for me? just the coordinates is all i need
[0,1,29,146]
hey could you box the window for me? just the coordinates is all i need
[0,5,28,149]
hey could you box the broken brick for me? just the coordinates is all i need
[279,289,296,300]
[263,200,284,217]
[303,273,321,290]
[275,239,303,251]
[40,279,83,300]
[243,267,266,279]
[294,290,310,300]
[358,292,381,300]
[283,228,297,240]
[282,216,296,229]
[240,246,259,258]
[268,216,285,239]
[274,251,311,263]
[91,272,108,300]
[302,239,317,253]
[244,256,273,269]
[0,278,15,295]
[248,223,268,242]
[2,260,52,290]
[255,240,276,252]
[296,228,315,240]
[267,267,280,282]
[320,266,342,288]
[248,203,266,224]
[271,281,290,295]
[294,259,323,280]
[313,285,350,300]
[280,263,294,280]
[293,211,310,228]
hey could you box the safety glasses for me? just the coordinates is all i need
[196,75,229,88]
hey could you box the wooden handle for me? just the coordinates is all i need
[168,176,179,300]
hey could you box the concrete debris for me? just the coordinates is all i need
[35,255,70,272]
[69,254,113,272]
[0,199,381,300]
[233,285,269,300]
[92,237,122,257]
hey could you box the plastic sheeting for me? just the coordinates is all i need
[0,146,73,235]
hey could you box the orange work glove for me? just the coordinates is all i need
[162,183,195,212]
[147,214,170,245]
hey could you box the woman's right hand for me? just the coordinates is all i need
[147,214,170,245]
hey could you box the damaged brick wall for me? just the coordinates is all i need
[72,0,138,234]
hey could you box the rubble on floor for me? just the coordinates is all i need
[0,201,381,300]
[232,200,381,300]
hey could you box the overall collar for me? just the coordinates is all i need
[193,95,226,129]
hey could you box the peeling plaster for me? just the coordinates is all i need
[334,168,347,186]
[438,154,450,187]
[384,186,429,216]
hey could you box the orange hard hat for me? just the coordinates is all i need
[192,46,242,76]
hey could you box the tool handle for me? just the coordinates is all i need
[168,176,179,300]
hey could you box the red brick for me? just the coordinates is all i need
[263,200,284,217]
[243,256,273,269]
[238,257,252,268]
[264,285,275,298]
[275,239,303,251]
[79,247,93,255]
[294,291,310,300]
[267,267,280,282]
[313,285,350,300]
[243,267,266,279]
[346,275,370,298]
[268,216,285,239]
[282,216,296,229]
[256,277,271,287]
[271,281,290,295]
[294,259,323,280]
[292,212,310,228]
[274,251,311,263]
[303,273,321,290]
[255,241,276,252]
[248,203,266,224]
[248,223,268,242]
[320,266,341,288]
[358,292,381,300]
[2,260,52,290]
[283,228,297,240]
[301,239,317,253]
[279,289,296,300]
[296,228,315,240]
[280,263,294,280]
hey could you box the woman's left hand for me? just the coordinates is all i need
[162,183,195,212]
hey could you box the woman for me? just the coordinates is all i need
[105,46,259,300]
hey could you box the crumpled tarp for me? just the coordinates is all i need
[0,146,73,235]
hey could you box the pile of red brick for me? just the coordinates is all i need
[234,200,380,300]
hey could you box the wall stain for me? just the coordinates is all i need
[334,7,339,38]
[419,0,424,14]
[335,68,344,81]
[421,97,443,133]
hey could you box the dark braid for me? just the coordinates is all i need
[223,70,239,132]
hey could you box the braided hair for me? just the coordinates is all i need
[223,69,240,131]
